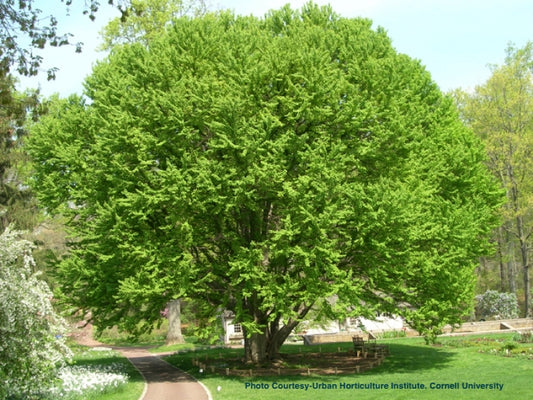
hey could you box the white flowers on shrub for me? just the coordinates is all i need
[475,290,520,319]
[48,360,129,397]
[0,228,131,399]
[0,227,72,398]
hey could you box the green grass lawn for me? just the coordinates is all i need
[164,334,533,400]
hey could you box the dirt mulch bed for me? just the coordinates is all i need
[194,350,388,377]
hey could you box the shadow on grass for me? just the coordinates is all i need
[369,343,455,375]
[165,341,456,382]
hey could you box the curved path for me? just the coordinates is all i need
[117,347,212,400]
[71,324,211,400]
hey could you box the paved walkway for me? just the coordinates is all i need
[117,347,211,400]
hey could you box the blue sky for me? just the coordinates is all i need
[17,0,533,97]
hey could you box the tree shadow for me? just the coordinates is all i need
[368,342,456,375]
[167,341,456,383]
[127,355,200,383]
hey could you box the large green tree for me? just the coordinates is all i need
[27,4,501,363]
[455,42,533,317]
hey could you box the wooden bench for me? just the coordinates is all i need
[352,335,390,358]
[352,335,366,356]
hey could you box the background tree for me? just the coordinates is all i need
[0,0,113,229]
[0,0,134,78]
[2,0,85,78]
[0,227,71,399]
[455,42,533,317]
[27,4,502,363]
[0,72,43,231]
[0,2,76,310]
[99,0,208,51]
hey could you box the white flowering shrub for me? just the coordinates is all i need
[47,361,129,398]
[0,227,72,399]
[475,290,520,320]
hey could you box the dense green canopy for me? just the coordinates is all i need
[27,3,501,362]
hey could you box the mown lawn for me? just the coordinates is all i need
[164,334,533,400]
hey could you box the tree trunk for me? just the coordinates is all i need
[507,239,517,294]
[243,319,301,364]
[266,319,299,360]
[516,215,530,317]
[166,299,185,345]
[499,258,506,292]
[496,228,506,291]
[507,158,529,316]
[242,303,314,364]
[244,330,267,364]
[525,265,530,317]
